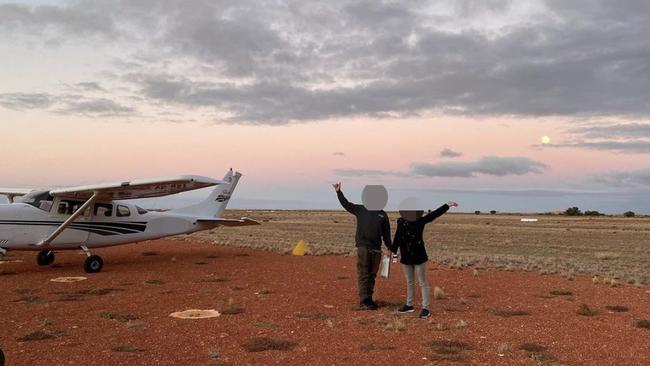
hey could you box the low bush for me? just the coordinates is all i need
[605,305,629,312]
[492,308,531,317]
[242,337,296,352]
[636,319,650,329]
[577,304,597,316]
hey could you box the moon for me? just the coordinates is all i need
[541,136,551,144]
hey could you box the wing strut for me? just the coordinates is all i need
[38,191,99,247]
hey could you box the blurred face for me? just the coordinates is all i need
[361,185,388,210]
[399,210,423,221]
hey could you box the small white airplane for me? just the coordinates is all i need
[0,169,258,273]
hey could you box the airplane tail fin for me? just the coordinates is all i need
[171,169,241,218]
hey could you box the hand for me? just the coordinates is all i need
[447,201,458,207]
[332,182,341,192]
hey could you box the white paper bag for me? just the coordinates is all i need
[379,254,391,278]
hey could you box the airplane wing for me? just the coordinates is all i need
[0,188,32,197]
[196,217,261,227]
[49,175,224,200]
[0,188,33,203]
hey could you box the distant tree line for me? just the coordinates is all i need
[564,207,637,217]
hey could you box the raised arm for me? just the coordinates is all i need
[420,201,458,224]
[333,182,361,215]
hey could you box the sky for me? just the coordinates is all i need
[1,0,650,213]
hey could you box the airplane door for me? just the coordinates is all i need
[48,199,91,247]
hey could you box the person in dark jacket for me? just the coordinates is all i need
[392,200,458,318]
[333,182,392,310]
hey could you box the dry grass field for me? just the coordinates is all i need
[196,210,650,285]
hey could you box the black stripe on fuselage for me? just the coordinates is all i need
[0,220,147,236]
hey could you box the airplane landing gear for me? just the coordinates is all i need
[81,246,103,273]
[36,250,55,266]
[84,256,103,273]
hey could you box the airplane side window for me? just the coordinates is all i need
[136,206,148,215]
[57,202,68,215]
[117,205,131,217]
[94,203,113,217]
[39,201,53,212]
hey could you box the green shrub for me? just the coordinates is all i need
[564,207,582,216]
[584,210,603,216]
[624,211,635,218]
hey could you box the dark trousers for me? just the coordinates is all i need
[357,246,381,302]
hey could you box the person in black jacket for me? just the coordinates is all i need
[392,200,458,318]
[333,182,392,310]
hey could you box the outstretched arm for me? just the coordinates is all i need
[333,182,361,215]
[421,201,458,224]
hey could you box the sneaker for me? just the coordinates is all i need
[398,305,415,313]
[419,309,431,318]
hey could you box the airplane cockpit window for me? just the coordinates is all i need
[56,200,88,215]
[58,202,68,215]
[116,205,131,217]
[136,206,148,215]
[16,191,54,212]
[95,203,113,217]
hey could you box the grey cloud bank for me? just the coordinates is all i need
[335,156,548,178]
[2,0,650,124]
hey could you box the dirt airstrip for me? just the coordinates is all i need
[1,237,649,365]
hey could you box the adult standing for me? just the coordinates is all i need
[333,182,392,310]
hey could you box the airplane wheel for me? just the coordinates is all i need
[45,251,55,265]
[36,251,50,266]
[84,255,103,273]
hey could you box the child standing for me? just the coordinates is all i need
[392,200,458,318]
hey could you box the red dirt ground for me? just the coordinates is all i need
[1,239,649,366]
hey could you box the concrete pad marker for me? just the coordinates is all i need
[50,276,88,283]
[0,259,23,264]
[521,218,538,222]
[169,309,221,319]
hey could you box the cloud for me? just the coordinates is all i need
[395,187,639,197]
[439,148,462,158]
[568,123,650,139]
[411,156,548,177]
[333,168,401,177]
[539,122,650,154]
[545,140,650,154]
[2,1,650,123]
[56,97,134,117]
[593,168,650,187]
[0,92,54,110]
[0,91,134,117]
[0,3,115,36]
[73,82,106,92]
[335,156,548,178]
